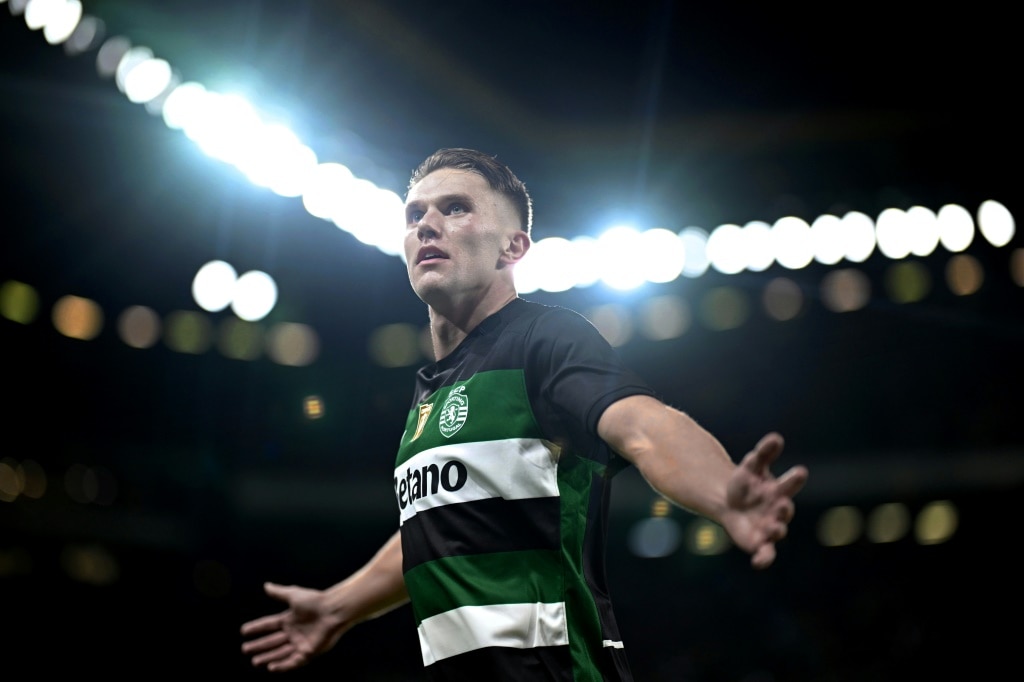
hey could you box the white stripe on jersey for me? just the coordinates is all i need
[418,601,570,666]
[396,438,560,525]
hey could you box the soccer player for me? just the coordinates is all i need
[240,148,809,680]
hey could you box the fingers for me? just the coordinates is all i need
[263,581,292,601]
[253,644,298,670]
[240,613,284,637]
[241,631,306,671]
[741,432,785,475]
[776,465,809,498]
[751,543,776,570]
[241,630,289,655]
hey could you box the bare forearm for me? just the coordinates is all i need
[321,531,409,627]
[598,395,736,522]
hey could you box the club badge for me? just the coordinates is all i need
[438,385,468,438]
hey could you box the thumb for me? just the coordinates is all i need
[263,581,293,602]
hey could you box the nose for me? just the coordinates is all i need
[415,207,442,241]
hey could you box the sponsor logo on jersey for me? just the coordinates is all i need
[394,459,468,510]
[411,402,433,441]
[438,386,468,438]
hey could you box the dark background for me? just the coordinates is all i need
[1,2,1020,680]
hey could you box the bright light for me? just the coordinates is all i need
[741,221,774,272]
[679,227,709,277]
[334,179,403,253]
[810,214,845,265]
[123,57,173,104]
[568,236,601,287]
[231,271,278,322]
[302,162,355,220]
[875,208,912,260]
[161,82,208,130]
[235,122,317,198]
[114,45,154,93]
[978,199,1015,247]
[530,237,578,293]
[186,92,264,166]
[937,203,974,252]
[840,211,876,263]
[771,216,814,269]
[640,228,686,283]
[706,223,746,274]
[41,0,82,45]
[192,260,237,313]
[23,0,63,30]
[596,226,647,290]
[906,205,940,257]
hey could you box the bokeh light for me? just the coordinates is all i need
[762,277,804,321]
[915,500,958,545]
[217,318,263,360]
[0,280,40,324]
[192,260,237,313]
[117,305,161,349]
[628,517,682,558]
[368,323,422,368]
[821,269,871,313]
[60,544,119,585]
[885,261,931,304]
[945,254,984,296]
[231,270,278,322]
[685,519,730,556]
[699,287,749,331]
[587,303,633,347]
[164,310,213,354]
[817,505,863,547]
[266,322,319,367]
[978,199,1014,247]
[866,503,910,543]
[52,294,103,340]
[637,295,690,341]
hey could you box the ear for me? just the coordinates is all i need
[500,230,531,265]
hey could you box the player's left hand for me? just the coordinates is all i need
[720,432,809,569]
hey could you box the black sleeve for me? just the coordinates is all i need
[524,306,656,442]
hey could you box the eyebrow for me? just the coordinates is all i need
[405,193,475,210]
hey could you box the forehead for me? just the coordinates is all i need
[405,168,495,206]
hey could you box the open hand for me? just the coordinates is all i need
[240,582,347,672]
[721,432,809,569]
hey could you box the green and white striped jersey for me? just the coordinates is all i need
[394,298,655,681]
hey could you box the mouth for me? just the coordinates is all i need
[416,247,449,264]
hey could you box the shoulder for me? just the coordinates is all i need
[508,298,600,337]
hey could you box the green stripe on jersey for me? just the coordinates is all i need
[404,549,564,625]
[397,369,544,467]
[558,453,608,681]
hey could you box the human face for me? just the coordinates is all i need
[404,168,524,310]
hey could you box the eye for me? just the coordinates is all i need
[408,210,424,224]
[447,203,467,215]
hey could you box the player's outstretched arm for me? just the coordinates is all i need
[240,531,408,672]
[597,395,808,569]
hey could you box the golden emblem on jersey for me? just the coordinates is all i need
[411,402,433,441]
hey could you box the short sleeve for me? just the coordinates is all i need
[524,306,656,439]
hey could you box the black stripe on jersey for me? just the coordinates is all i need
[403,496,561,571]
[424,644,574,682]
[582,469,633,680]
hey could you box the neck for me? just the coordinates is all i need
[427,287,518,360]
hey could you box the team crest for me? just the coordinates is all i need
[411,402,433,441]
[438,386,469,438]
